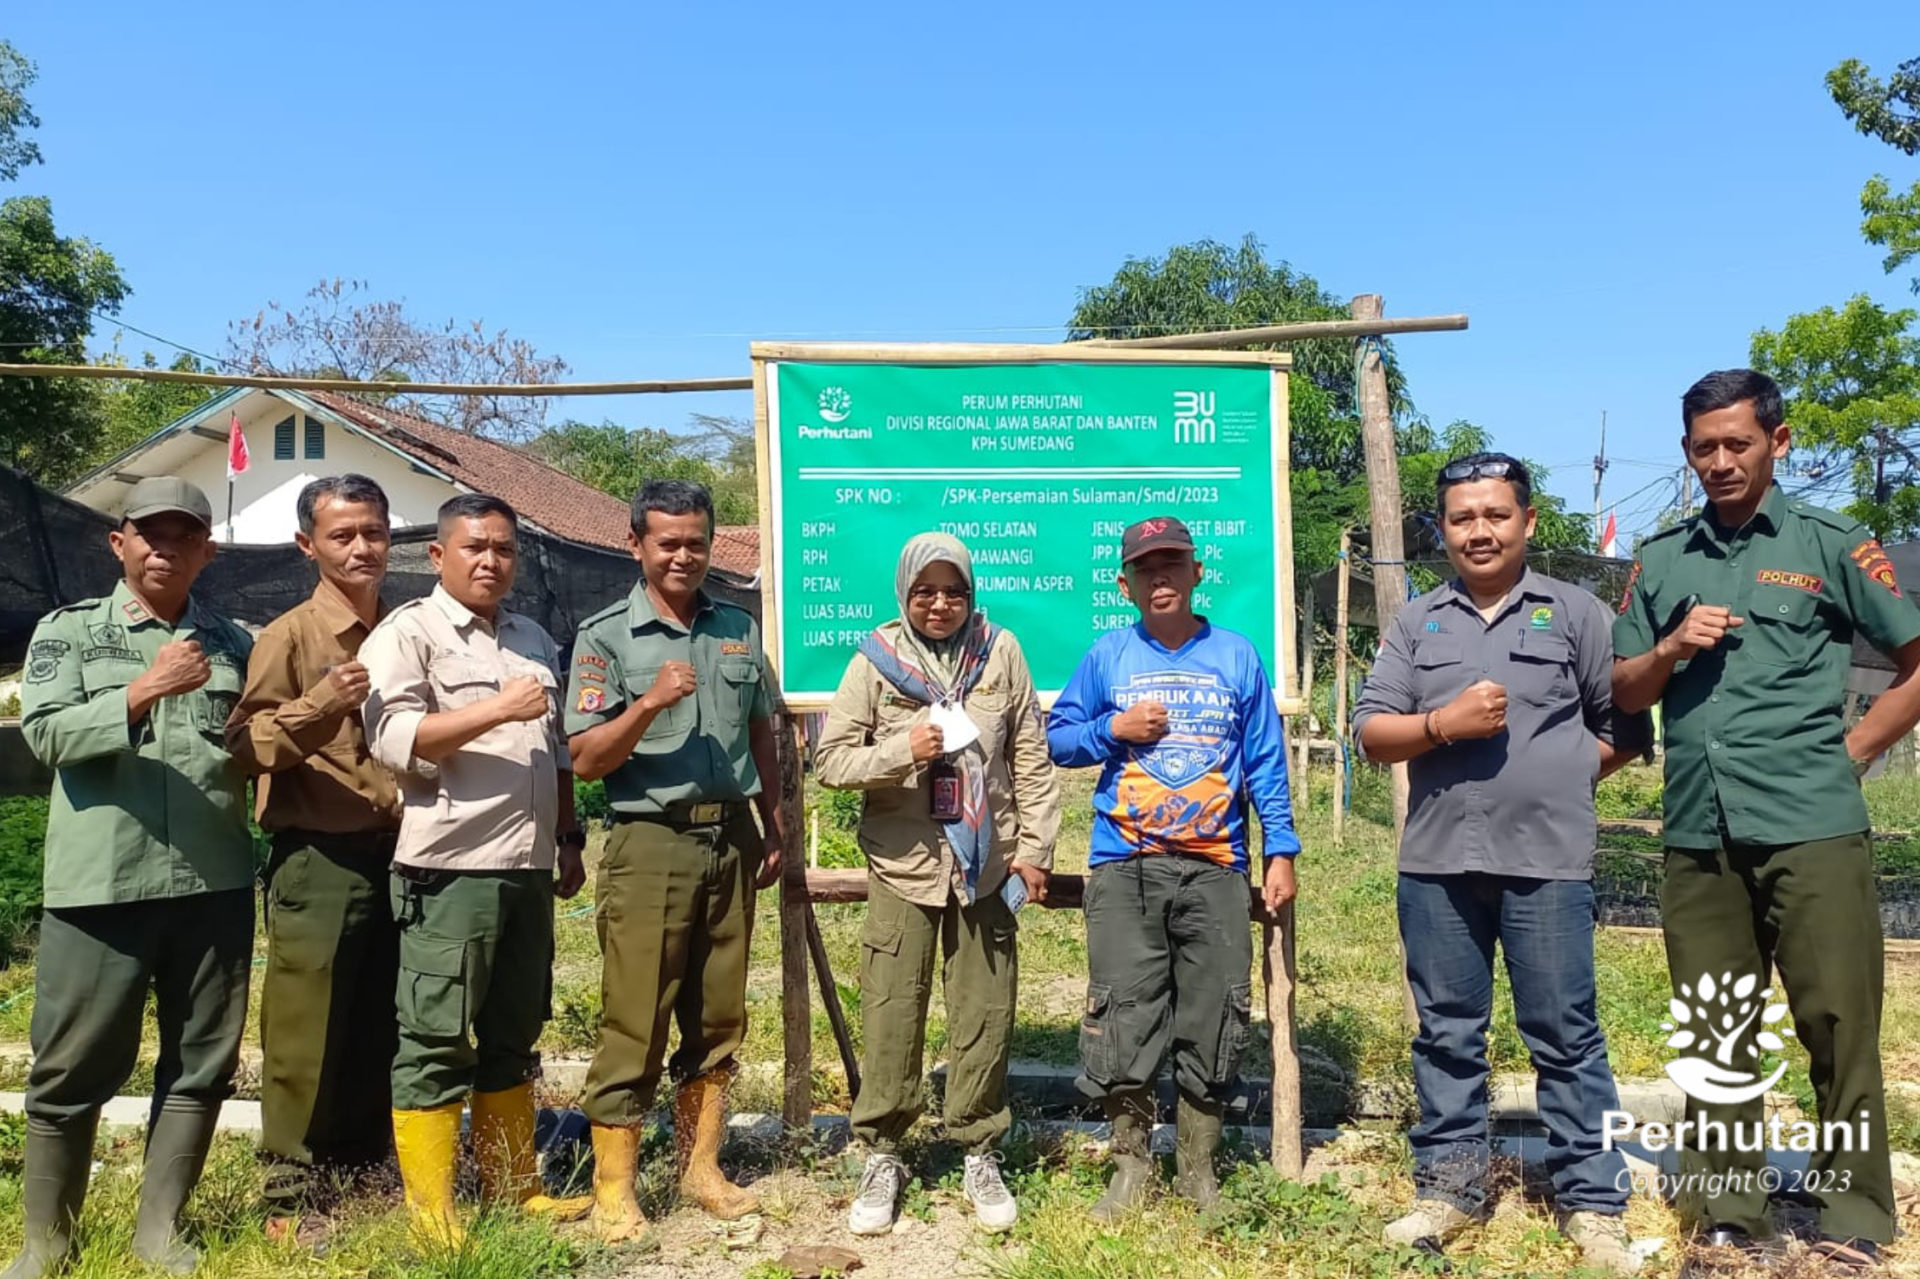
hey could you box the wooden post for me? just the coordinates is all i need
[1263,902,1302,1177]
[1353,295,1420,1030]
[804,906,862,1100]
[1331,530,1352,847]
[1295,577,1315,807]
[776,717,813,1129]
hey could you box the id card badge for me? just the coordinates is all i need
[928,758,962,821]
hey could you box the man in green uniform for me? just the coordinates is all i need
[360,494,590,1247]
[228,475,400,1244]
[565,479,784,1244]
[1615,369,1920,1275]
[11,477,255,1278]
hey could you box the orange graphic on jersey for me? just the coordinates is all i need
[1850,539,1904,597]
[1104,762,1236,866]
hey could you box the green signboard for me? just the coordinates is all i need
[764,355,1289,704]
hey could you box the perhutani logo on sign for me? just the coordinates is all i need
[1662,970,1793,1105]
[818,386,852,423]
[1172,390,1216,444]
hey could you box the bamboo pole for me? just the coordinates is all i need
[1332,530,1353,847]
[1295,577,1315,806]
[0,363,752,396]
[1089,314,1469,349]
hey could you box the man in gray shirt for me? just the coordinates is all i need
[1352,453,1645,1275]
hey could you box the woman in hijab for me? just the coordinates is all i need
[814,532,1061,1238]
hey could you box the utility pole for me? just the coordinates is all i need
[1592,410,1609,522]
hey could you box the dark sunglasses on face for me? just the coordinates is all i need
[909,585,970,603]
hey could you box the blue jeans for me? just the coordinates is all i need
[1397,872,1627,1217]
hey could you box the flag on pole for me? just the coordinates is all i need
[226,412,250,479]
[1600,508,1619,558]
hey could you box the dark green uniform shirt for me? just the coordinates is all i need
[21,581,256,907]
[563,583,777,813]
[1614,485,1920,849]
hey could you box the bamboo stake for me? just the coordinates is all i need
[1332,531,1353,847]
[1089,313,1468,349]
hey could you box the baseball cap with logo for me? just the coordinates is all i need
[1120,516,1197,565]
[123,476,214,531]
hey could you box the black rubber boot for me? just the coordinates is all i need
[1171,1092,1223,1209]
[1,1112,99,1279]
[1089,1090,1155,1224]
[133,1096,221,1274]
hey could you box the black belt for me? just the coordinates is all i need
[614,801,748,829]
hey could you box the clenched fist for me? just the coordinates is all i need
[324,660,371,708]
[1440,679,1508,741]
[494,674,550,723]
[1659,605,1745,661]
[1112,700,1170,745]
[909,721,946,763]
[642,661,698,711]
[141,639,211,699]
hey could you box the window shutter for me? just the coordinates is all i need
[304,418,325,459]
[273,417,295,460]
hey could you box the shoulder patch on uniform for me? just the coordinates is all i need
[1849,539,1903,597]
[576,685,607,714]
[1756,569,1824,595]
[24,638,68,684]
[1617,560,1642,615]
[576,653,607,670]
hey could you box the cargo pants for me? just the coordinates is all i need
[259,833,400,1215]
[1077,855,1253,1105]
[25,890,253,1125]
[582,810,759,1127]
[850,874,1018,1153]
[1660,831,1893,1245]
[389,867,555,1112]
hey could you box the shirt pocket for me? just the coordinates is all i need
[193,662,245,738]
[1413,637,1467,708]
[429,655,498,709]
[1739,587,1824,668]
[1506,632,1575,707]
[714,656,762,727]
[626,665,694,741]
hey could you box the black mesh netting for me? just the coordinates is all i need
[0,464,757,662]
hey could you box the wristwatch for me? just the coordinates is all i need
[557,828,587,850]
[1852,756,1873,781]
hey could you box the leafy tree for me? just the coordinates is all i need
[528,417,757,525]
[1828,58,1920,292]
[0,41,42,182]
[0,196,130,485]
[226,278,568,439]
[1751,294,1920,538]
[86,350,220,468]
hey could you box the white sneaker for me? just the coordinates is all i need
[1384,1198,1474,1248]
[847,1152,906,1236]
[1563,1210,1641,1276]
[964,1152,1018,1233]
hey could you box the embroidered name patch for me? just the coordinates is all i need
[1756,569,1823,595]
[576,686,606,714]
[1850,539,1904,597]
[719,641,750,656]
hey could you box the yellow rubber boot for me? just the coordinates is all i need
[675,1067,759,1220]
[589,1124,651,1245]
[470,1083,592,1221]
[391,1104,465,1250]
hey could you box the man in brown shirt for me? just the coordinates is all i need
[227,475,401,1244]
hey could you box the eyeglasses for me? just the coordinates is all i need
[909,585,971,603]
[1441,458,1525,484]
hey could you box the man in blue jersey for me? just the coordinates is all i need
[1048,515,1299,1223]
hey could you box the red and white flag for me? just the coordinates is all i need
[1600,508,1619,558]
[226,412,250,479]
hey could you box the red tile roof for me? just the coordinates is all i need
[305,391,762,577]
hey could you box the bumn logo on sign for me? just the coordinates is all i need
[1173,390,1216,444]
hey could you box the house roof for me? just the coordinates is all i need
[306,394,764,577]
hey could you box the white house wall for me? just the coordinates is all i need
[171,416,459,543]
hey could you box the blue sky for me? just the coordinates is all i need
[8,2,1914,541]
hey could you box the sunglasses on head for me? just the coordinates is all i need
[1441,458,1524,484]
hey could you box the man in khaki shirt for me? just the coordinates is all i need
[227,474,401,1244]
[360,494,588,1246]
